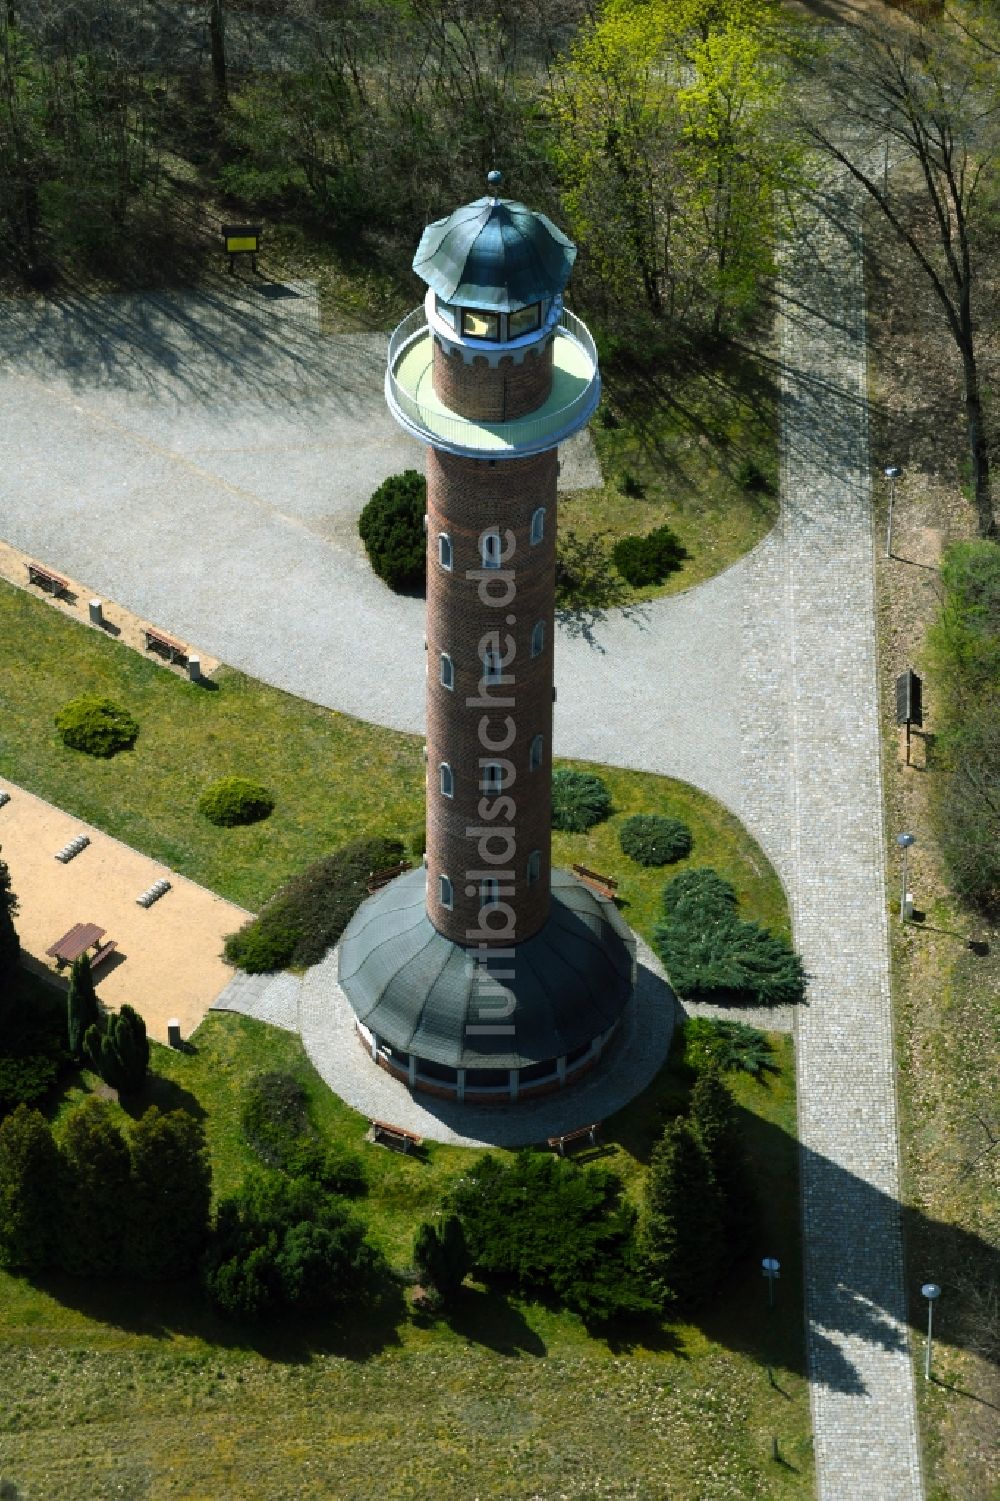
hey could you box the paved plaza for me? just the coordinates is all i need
[0,187,923,1494]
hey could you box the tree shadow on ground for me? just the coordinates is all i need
[27,1265,406,1365]
[435,1283,548,1358]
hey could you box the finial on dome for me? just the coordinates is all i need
[486,169,502,197]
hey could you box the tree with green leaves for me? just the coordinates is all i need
[0,846,20,986]
[66,954,99,1062]
[93,1006,149,1097]
[413,1214,470,1300]
[640,1117,724,1307]
[689,1063,756,1258]
[0,1104,60,1268]
[125,1108,211,1279]
[57,1098,130,1276]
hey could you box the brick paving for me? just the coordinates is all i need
[762,182,923,1499]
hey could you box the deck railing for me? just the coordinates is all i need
[385,305,599,454]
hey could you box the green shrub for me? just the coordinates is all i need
[202,1170,384,1320]
[198,776,275,828]
[735,458,772,493]
[450,1151,655,1322]
[54,695,138,757]
[91,1004,149,1096]
[618,813,692,866]
[619,469,644,498]
[551,768,612,833]
[0,1106,61,1269]
[0,1055,60,1116]
[224,836,404,973]
[240,1072,365,1194]
[612,526,687,587]
[358,470,427,593]
[124,1108,212,1279]
[655,867,807,1008]
[555,530,627,613]
[681,1017,774,1078]
[413,1214,470,1300]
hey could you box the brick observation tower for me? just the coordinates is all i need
[338,173,636,1105]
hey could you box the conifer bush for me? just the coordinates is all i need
[413,1214,470,1302]
[0,1105,61,1268]
[450,1151,655,1322]
[66,954,100,1062]
[640,1117,724,1307]
[55,695,138,757]
[680,1017,774,1078]
[124,1108,212,1278]
[612,526,686,587]
[551,769,612,833]
[198,775,275,828]
[224,835,404,972]
[358,470,427,593]
[91,1005,149,1096]
[618,813,692,866]
[655,867,807,1007]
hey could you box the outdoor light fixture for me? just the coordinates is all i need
[762,1256,781,1307]
[897,832,915,922]
[921,1283,941,1381]
[885,465,902,558]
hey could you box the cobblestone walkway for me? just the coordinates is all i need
[763,184,922,1499]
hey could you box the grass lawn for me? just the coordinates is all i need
[0,557,808,1499]
[559,344,779,605]
[0,579,786,946]
[2,1011,811,1501]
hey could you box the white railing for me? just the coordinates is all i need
[385,304,600,455]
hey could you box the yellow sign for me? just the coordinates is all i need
[225,235,258,254]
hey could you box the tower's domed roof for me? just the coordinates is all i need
[413,185,576,313]
[338,867,634,1071]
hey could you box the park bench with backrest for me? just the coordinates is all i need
[547,1123,600,1156]
[370,1119,422,1153]
[144,627,188,664]
[571,863,618,902]
[27,561,70,597]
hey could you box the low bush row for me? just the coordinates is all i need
[224,835,404,972]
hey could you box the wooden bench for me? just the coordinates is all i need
[572,863,619,902]
[547,1123,600,1156]
[143,627,188,664]
[367,860,412,895]
[27,562,70,597]
[370,1119,422,1154]
[90,940,118,973]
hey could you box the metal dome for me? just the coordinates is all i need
[412,192,577,314]
[338,867,634,1071]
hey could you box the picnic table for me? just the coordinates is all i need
[46,922,106,965]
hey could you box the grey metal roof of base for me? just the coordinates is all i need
[412,196,576,313]
[338,867,635,1071]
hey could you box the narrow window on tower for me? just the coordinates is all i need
[440,652,454,690]
[531,620,545,658]
[530,734,543,772]
[438,533,453,570]
[439,762,454,798]
[482,649,502,685]
[481,761,504,794]
[480,877,500,909]
[530,507,545,545]
[482,530,502,569]
[527,850,541,885]
[439,874,454,909]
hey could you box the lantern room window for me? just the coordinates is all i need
[508,303,541,339]
[462,308,500,340]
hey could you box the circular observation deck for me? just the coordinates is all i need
[385,305,601,460]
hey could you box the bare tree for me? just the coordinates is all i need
[802,14,999,537]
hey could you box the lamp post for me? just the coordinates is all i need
[762,1256,781,1308]
[897,832,915,922]
[885,465,902,557]
[922,1283,941,1380]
